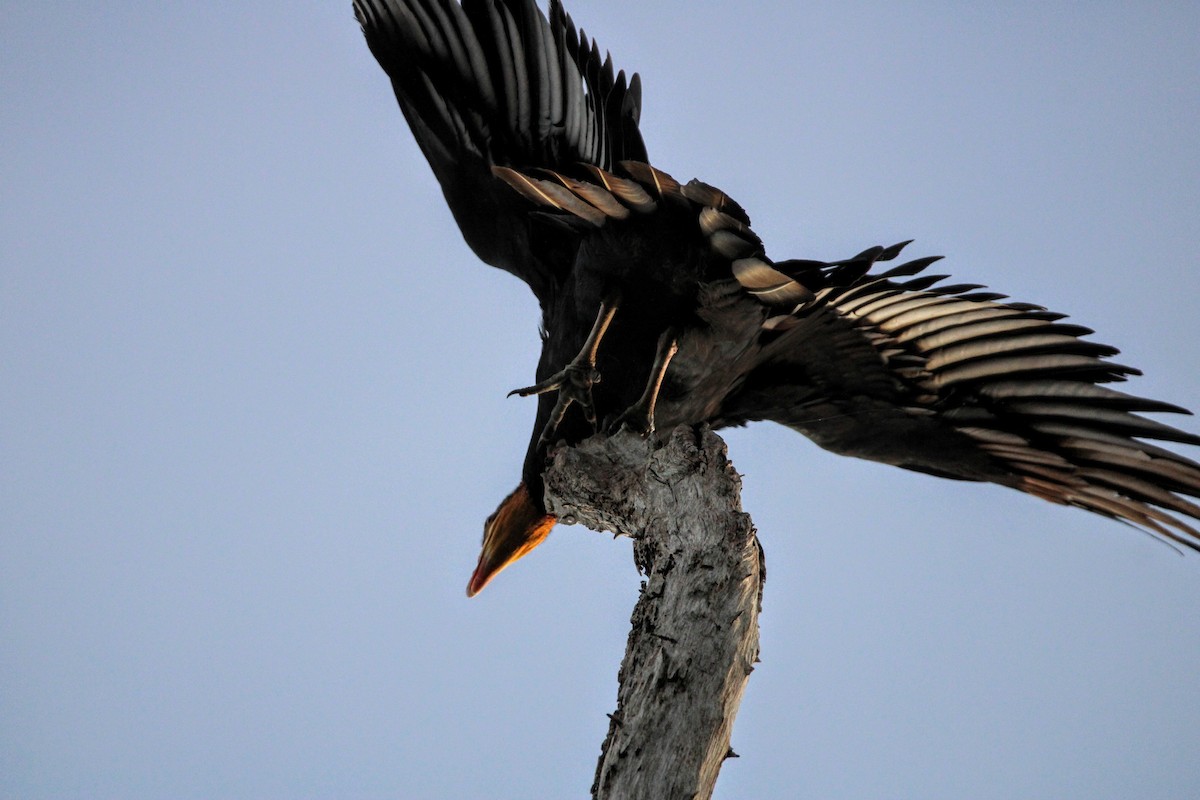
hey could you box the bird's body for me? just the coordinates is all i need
[355,0,1200,593]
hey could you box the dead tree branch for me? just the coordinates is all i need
[542,425,765,800]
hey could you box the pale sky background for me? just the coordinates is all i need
[3,2,1199,798]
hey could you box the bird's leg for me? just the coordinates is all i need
[608,329,680,437]
[509,294,620,446]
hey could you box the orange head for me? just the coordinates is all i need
[466,482,557,597]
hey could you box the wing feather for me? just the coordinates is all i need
[356,0,648,296]
[727,240,1200,547]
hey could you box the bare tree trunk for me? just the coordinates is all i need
[542,425,765,800]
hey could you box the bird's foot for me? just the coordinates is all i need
[606,402,656,438]
[509,362,601,446]
[605,331,678,439]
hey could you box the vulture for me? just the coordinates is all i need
[354,0,1200,596]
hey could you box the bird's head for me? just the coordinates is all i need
[466,482,557,597]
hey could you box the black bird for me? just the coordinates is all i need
[354,0,1200,595]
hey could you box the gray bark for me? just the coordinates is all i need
[542,425,765,800]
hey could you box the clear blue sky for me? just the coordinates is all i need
[3,2,1199,798]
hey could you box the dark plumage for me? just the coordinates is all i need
[354,0,1200,594]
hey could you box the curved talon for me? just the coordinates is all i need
[607,404,656,437]
[508,364,600,398]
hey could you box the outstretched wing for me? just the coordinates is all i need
[481,158,1200,548]
[355,0,647,298]
[733,246,1200,549]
